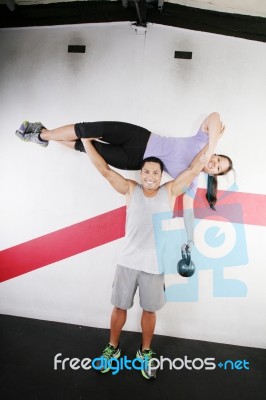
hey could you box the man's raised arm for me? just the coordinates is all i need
[166,144,208,198]
[81,138,131,196]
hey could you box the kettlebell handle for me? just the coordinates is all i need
[178,245,195,278]
[181,246,191,266]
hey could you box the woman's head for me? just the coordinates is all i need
[203,154,233,176]
[205,154,233,210]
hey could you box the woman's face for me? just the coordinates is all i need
[203,155,230,175]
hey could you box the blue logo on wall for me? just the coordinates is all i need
[153,203,248,302]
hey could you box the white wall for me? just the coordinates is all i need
[0,22,265,348]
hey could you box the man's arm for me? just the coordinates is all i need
[166,146,207,252]
[81,138,134,196]
[182,194,195,252]
[165,144,207,198]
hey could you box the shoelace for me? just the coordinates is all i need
[142,349,155,358]
[103,345,116,359]
[142,350,157,367]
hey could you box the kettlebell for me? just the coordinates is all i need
[177,246,195,277]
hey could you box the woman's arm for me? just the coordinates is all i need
[183,194,195,251]
[200,112,225,161]
[81,138,134,196]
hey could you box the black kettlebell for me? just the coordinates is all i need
[177,245,195,277]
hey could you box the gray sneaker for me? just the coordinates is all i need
[15,121,48,148]
[17,121,30,134]
[136,347,157,379]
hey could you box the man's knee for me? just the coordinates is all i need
[142,310,156,316]
[113,307,127,313]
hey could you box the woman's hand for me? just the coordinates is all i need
[200,112,226,160]
[218,124,225,139]
[200,151,211,164]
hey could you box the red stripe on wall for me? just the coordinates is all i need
[0,190,265,283]
[0,207,126,283]
[174,189,266,226]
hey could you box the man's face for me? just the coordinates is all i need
[140,162,162,190]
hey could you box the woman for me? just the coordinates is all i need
[15,112,233,251]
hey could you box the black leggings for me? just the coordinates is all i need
[74,121,151,170]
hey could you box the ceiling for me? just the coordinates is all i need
[6,0,266,18]
[1,0,266,42]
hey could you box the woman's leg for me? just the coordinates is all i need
[40,125,78,142]
[75,139,142,170]
[39,122,108,143]
[75,121,151,169]
[17,120,151,170]
[58,141,76,150]
[41,121,149,144]
[93,141,129,169]
[75,121,150,146]
[42,121,150,167]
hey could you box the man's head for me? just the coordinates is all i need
[140,157,164,191]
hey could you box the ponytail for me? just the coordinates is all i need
[205,154,233,210]
[206,175,218,210]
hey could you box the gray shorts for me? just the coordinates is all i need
[111,265,165,312]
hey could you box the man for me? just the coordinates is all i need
[80,136,207,380]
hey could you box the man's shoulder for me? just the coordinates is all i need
[127,180,139,198]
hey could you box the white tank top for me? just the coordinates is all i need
[117,184,171,274]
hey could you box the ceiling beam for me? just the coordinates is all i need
[0,1,265,42]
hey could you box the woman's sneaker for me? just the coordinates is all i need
[136,347,157,379]
[15,121,48,147]
[94,343,121,373]
[17,121,30,135]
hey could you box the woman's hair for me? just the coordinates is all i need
[206,154,233,210]
[140,156,164,173]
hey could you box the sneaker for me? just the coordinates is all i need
[94,343,121,374]
[15,121,48,148]
[136,347,157,379]
[17,120,29,134]
[17,121,44,135]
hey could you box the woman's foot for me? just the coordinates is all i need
[15,121,48,148]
